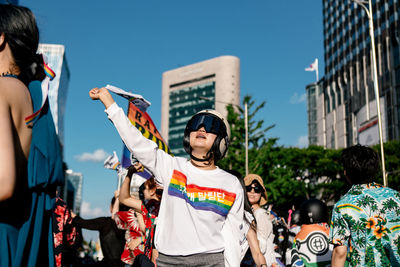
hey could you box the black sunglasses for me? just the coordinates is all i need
[246,184,263,193]
[187,113,225,135]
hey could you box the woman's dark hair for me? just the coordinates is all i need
[341,144,380,184]
[139,177,163,217]
[225,169,257,229]
[0,4,45,84]
[144,177,163,200]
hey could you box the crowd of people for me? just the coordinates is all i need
[1,3,400,267]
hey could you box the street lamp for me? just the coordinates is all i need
[351,0,387,186]
[199,96,249,175]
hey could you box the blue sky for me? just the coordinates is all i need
[21,0,324,241]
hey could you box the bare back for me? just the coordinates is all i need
[0,76,33,200]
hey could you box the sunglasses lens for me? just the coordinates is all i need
[246,184,263,193]
[188,114,223,134]
[253,186,262,193]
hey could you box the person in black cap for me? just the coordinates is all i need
[289,198,332,267]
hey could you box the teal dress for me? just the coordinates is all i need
[0,78,64,266]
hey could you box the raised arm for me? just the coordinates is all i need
[89,87,115,109]
[119,164,143,212]
[111,190,120,220]
[90,86,173,186]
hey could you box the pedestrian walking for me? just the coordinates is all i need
[330,145,400,266]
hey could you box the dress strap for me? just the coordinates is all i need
[24,61,56,125]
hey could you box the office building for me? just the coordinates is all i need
[306,80,326,146]
[161,56,240,157]
[309,0,400,148]
[38,44,70,149]
[63,170,83,215]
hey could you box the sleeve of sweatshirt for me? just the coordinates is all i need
[222,181,244,267]
[105,102,173,186]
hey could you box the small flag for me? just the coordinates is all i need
[305,58,318,72]
[305,58,319,81]
[105,84,151,111]
[104,151,121,172]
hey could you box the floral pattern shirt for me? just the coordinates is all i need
[53,197,80,267]
[115,201,159,265]
[329,183,400,266]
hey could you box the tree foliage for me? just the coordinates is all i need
[219,95,400,215]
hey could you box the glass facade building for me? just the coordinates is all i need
[168,81,216,156]
[306,82,320,145]
[38,44,70,149]
[63,170,83,215]
[311,0,400,148]
[161,56,240,157]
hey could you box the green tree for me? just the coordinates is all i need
[373,140,400,188]
[218,94,348,211]
[218,94,276,175]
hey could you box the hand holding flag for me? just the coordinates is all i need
[105,84,151,111]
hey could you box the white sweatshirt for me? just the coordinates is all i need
[106,103,244,264]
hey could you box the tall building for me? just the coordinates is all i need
[38,44,70,149]
[161,56,240,157]
[306,80,325,146]
[309,0,400,148]
[63,170,83,215]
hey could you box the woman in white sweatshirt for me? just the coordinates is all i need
[89,87,244,267]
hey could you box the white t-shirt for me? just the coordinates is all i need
[106,103,244,263]
[254,207,276,266]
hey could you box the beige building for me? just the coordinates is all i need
[161,55,240,156]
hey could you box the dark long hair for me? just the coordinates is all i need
[225,169,257,230]
[0,4,45,84]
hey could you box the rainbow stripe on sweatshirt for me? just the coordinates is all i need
[168,170,236,216]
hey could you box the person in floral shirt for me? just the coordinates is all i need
[329,145,400,266]
[117,163,162,265]
[53,195,81,267]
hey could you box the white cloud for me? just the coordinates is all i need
[290,92,306,104]
[74,149,109,162]
[80,201,107,217]
[297,135,309,148]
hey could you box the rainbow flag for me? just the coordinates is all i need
[168,170,236,216]
[104,151,121,172]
